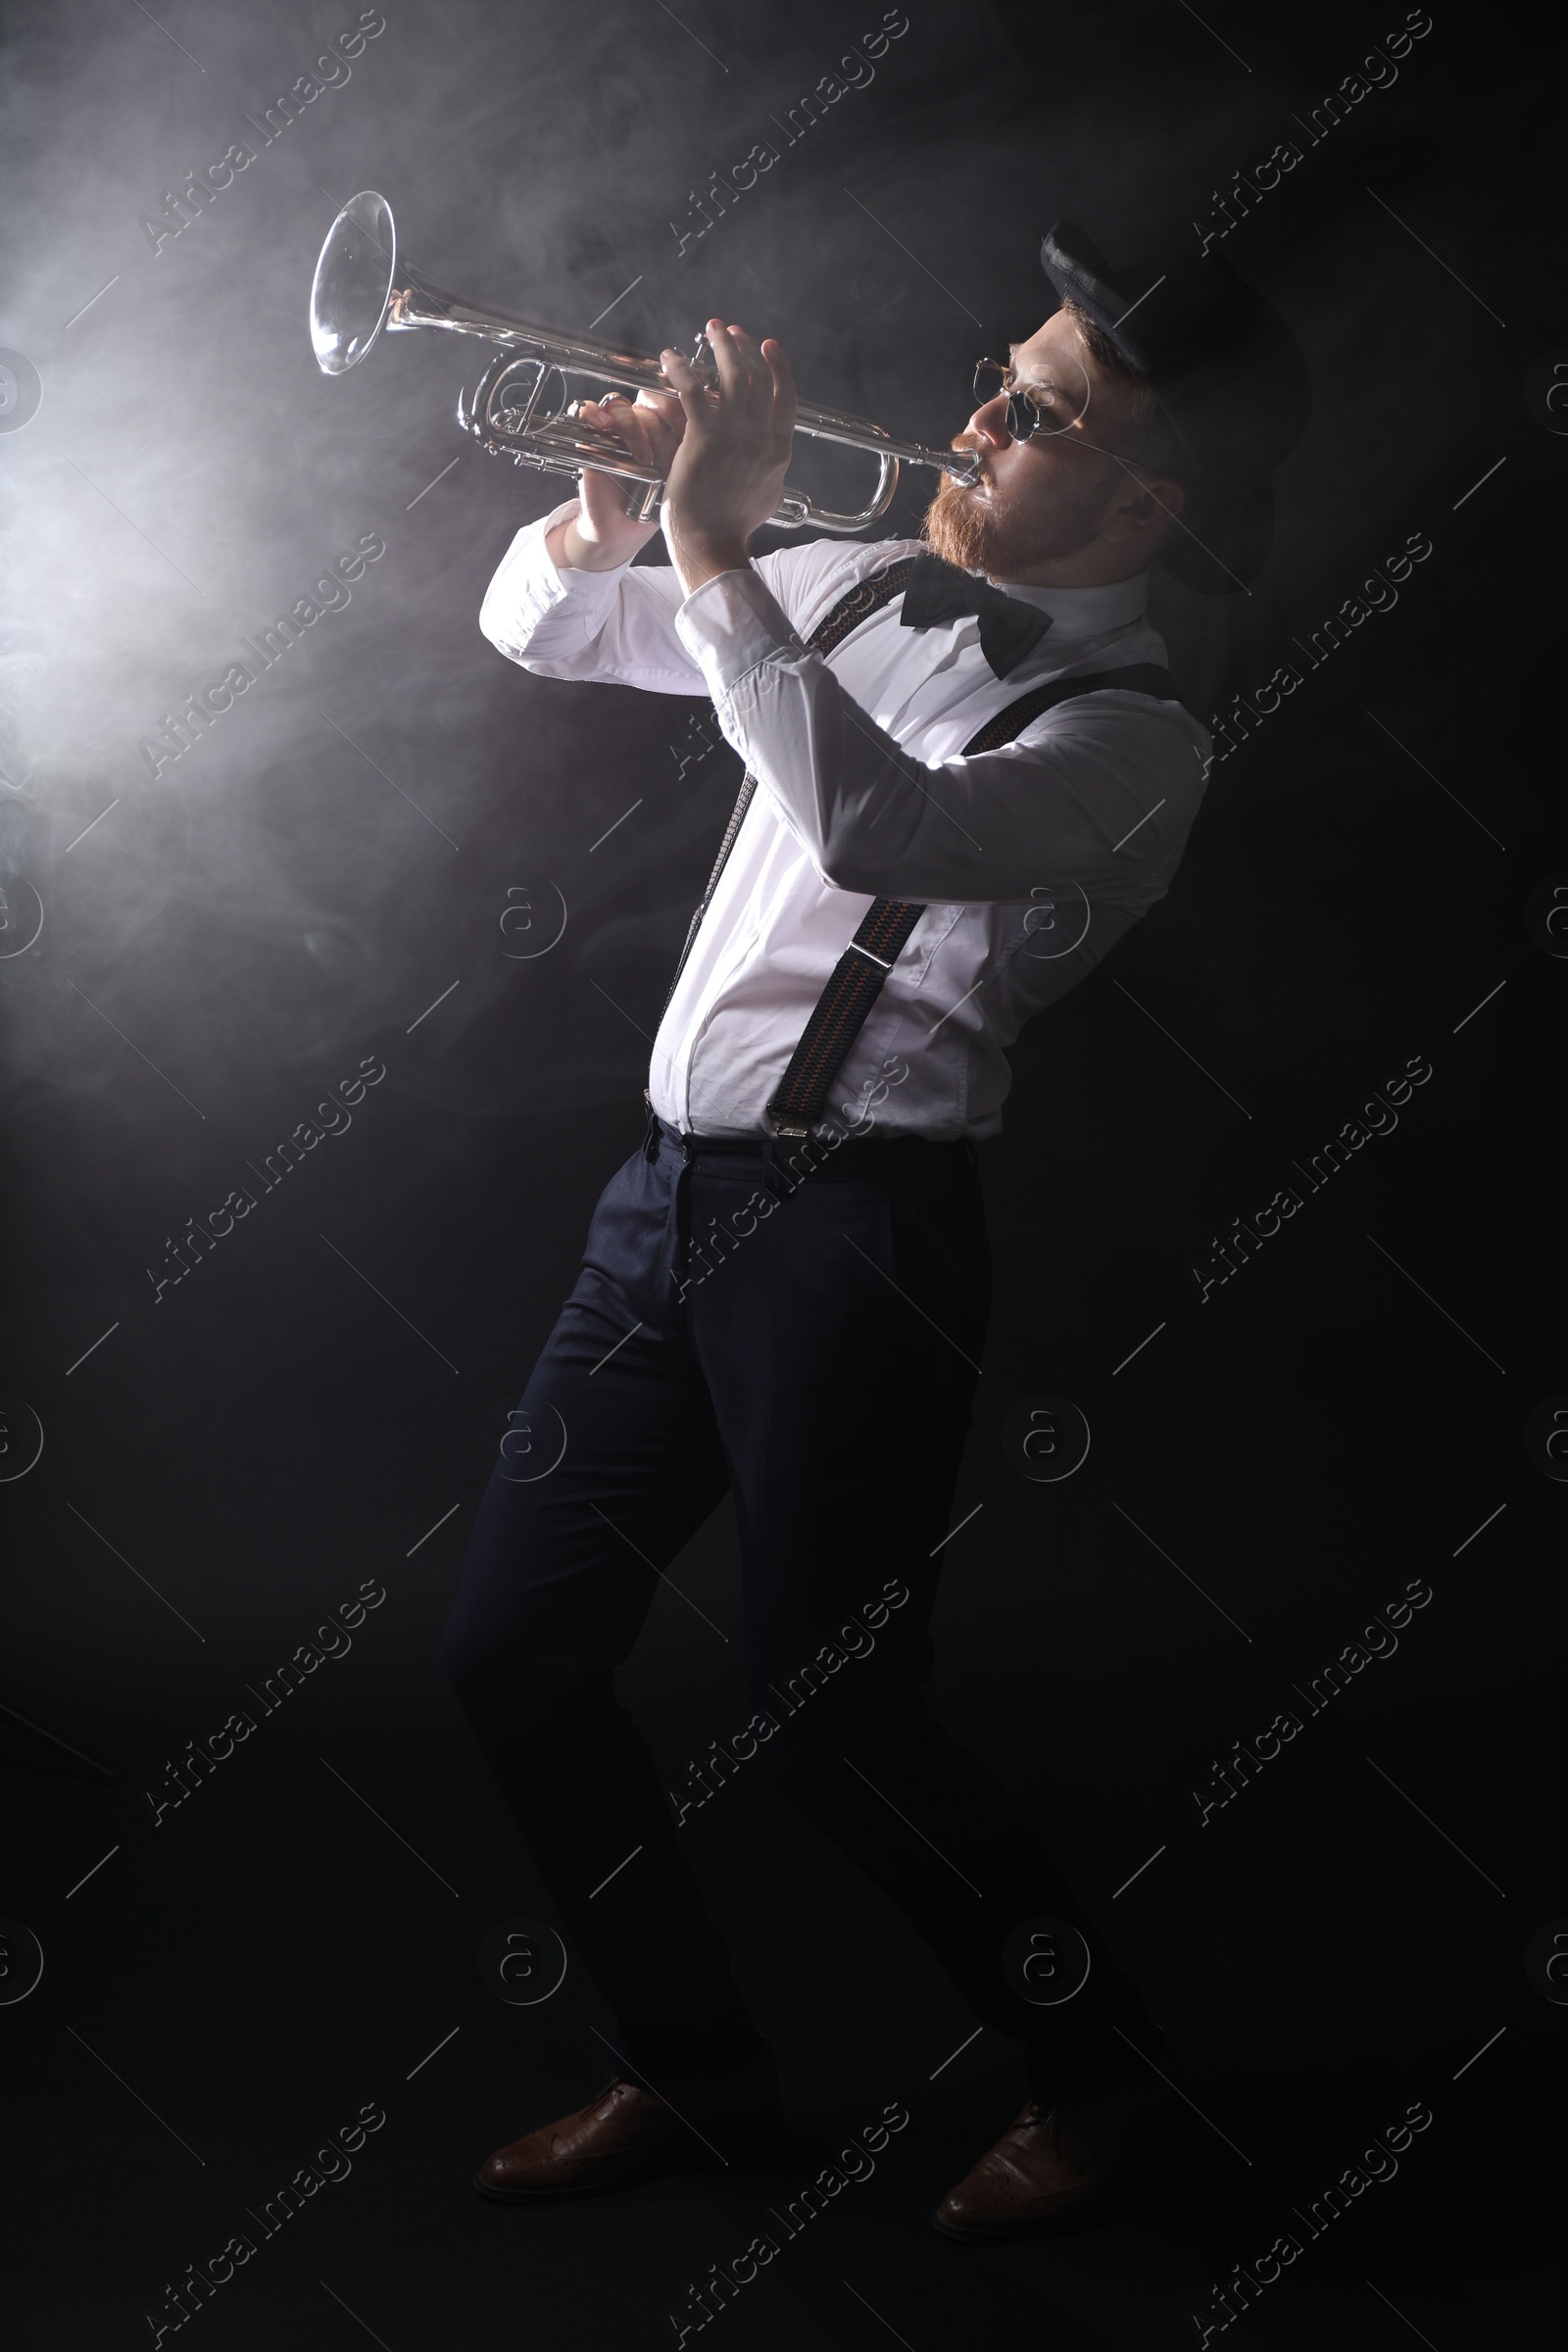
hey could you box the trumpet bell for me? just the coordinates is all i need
[311,190,397,376]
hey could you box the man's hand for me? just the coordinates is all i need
[659,322,797,595]
[545,389,685,573]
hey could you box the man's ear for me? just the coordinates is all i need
[1103,471,1186,544]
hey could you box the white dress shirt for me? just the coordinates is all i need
[480,501,1211,1140]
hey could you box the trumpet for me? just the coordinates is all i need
[310,191,980,533]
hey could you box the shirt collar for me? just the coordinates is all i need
[983,568,1150,640]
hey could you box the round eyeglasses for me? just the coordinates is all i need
[971,359,1087,441]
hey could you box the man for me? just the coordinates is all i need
[444,222,1308,2238]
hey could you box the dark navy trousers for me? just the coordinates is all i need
[444,1115,1158,2099]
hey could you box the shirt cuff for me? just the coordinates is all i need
[673,564,804,700]
[478,498,633,656]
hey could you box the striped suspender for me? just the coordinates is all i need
[657,557,1181,1136]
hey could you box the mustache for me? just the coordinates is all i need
[944,433,991,489]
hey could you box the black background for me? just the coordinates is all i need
[1,1,1561,2344]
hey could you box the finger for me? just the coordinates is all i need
[599,394,654,466]
[726,330,782,449]
[659,345,701,393]
[635,401,685,472]
[634,388,686,446]
[659,345,711,432]
[705,318,748,400]
[724,323,770,414]
[620,406,676,478]
[761,338,798,445]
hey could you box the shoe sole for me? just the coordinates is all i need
[474,2168,658,2204]
[472,2127,786,2204]
[931,2186,1121,2242]
[930,2108,1181,2243]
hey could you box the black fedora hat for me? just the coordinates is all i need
[1039,220,1311,593]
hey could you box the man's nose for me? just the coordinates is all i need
[965,391,1014,451]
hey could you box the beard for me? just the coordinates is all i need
[923,452,1113,580]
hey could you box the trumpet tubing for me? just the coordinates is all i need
[310,191,980,532]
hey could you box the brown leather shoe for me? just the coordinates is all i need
[933,2072,1179,2240]
[474,2041,782,2202]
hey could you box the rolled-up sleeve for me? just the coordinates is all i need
[479,500,705,694]
[673,564,1209,906]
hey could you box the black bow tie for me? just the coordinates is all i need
[899,553,1054,678]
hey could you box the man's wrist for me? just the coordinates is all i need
[668,537,753,596]
[546,514,651,573]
